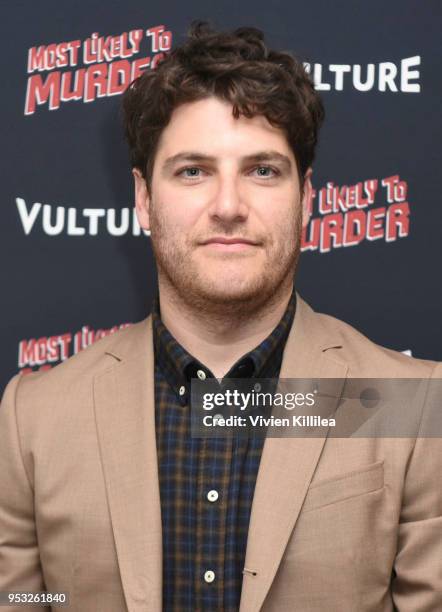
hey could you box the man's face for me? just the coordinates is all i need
[134,96,312,310]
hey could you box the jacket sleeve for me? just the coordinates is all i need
[0,374,49,611]
[391,362,442,610]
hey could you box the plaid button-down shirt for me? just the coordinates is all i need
[153,290,297,612]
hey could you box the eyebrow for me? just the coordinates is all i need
[161,150,293,173]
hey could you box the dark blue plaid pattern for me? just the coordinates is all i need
[153,291,296,611]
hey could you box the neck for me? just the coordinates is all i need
[157,278,294,378]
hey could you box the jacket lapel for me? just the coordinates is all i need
[239,295,348,612]
[93,318,162,612]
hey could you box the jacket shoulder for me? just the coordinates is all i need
[10,317,151,400]
[314,309,438,378]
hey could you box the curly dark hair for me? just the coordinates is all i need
[122,20,324,193]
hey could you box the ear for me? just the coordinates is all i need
[301,167,313,229]
[133,168,151,232]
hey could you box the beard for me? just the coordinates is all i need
[149,199,302,319]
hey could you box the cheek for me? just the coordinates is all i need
[151,201,203,250]
[256,194,300,237]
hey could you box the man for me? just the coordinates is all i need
[0,20,441,612]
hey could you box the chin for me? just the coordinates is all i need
[190,275,270,304]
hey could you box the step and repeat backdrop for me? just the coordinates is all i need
[1,0,441,392]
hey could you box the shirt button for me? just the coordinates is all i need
[254,382,261,392]
[197,369,206,380]
[213,413,224,424]
[207,489,219,502]
[204,570,215,583]
[179,385,186,396]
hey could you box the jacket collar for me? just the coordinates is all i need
[102,292,344,366]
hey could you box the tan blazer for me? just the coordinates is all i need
[1,294,441,611]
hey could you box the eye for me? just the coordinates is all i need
[177,166,205,179]
[251,166,280,178]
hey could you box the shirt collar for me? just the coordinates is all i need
[152,289,296,404]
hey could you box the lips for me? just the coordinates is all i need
[201,237,260,246]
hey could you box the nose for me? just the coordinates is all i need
[208,173,249,224]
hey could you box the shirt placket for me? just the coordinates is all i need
[195,433,233,611]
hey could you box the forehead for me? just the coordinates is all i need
[155,96,293,160]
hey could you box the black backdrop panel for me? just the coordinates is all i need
[1,0,441,391]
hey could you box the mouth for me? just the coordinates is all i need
[199,237,261,250]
